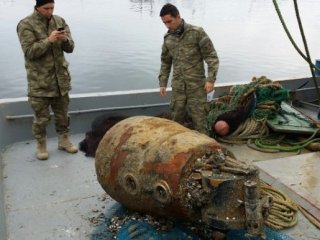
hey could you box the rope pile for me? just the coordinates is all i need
[217,118,268,144]
[261,182,298,230]
[207,76,287,130]
[251,129,320,153]
[261,181,320,230]
[208,76,289,142]
[207,76,320,152]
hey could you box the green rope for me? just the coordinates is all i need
[272,0,320,72]
[258,134,286,145]
[283,128,320,145]
[272,0,320,103]
[255,137,320,152]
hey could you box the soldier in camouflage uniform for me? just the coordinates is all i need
[17,0,78,160]
[158,4,219,134]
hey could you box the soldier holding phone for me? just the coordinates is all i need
[17,0,78,160]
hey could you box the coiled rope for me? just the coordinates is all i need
[209,76,288,140]
[217,118,269,144]
[261,181,298,230]
[261,181,320,230]
[253,129,320,153]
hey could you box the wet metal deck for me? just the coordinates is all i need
[2,134,116,240]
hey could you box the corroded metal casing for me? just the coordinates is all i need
[95,116,262,230]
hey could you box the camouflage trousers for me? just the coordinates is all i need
[170,86,208,134]
[28,95,70,140]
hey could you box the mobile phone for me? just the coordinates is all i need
[58,27,64,31]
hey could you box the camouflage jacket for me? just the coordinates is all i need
[158,21,219,90]
[17,10,74,97]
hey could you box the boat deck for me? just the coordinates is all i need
[1,134,319,239]
[1,134,117,240]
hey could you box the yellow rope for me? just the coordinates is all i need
[261,181,298,230]
[217,118,269,144]
[261,181,320,230]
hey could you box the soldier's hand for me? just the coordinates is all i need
[48,30,67,43]
[204,81,214,93]
[56,30,68,42]
[160,87,167,97]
